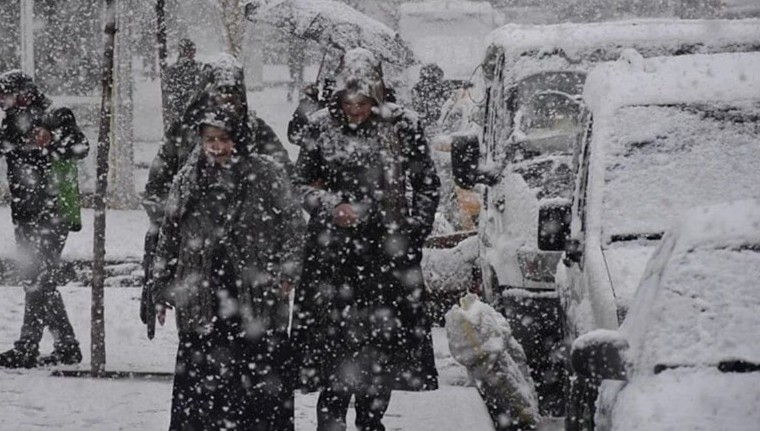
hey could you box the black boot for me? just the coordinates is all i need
[0,348,38,369]
[38,343,82,366]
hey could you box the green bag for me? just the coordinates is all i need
[52,158,83,232]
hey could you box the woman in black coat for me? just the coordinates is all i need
[151,107,303,431]
[291,48,441,431]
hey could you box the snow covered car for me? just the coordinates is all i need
[570,199,760,431]
[557,52,760,429]
[467,18,760,301]
[452,18,760,417]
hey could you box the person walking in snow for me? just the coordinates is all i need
[0,70,89,368]
[411,63,449,129]
[290,48,441,431]
[150,105,303,430]
[141,54,293,336]
[162,38,203,134]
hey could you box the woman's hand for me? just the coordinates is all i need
[333,203,359,228]
[32,126,52,148]
[155,302,173,326]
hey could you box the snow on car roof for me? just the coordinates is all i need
[399,1,495,16]
[584,51,760,113]
[487,18,760,60]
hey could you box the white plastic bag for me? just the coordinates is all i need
[445,293,540,429]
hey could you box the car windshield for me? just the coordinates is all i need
[514,71,586,140]
[601,101,760,241]
[628,245,760,372]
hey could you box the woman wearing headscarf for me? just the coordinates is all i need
[292,48,441,431]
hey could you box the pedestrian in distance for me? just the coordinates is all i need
[411,63,449,129]
[0,70,89,369]
[291,48,441,431]
[150,105,304,430]
[162,38,204,134]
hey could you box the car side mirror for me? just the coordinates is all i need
[563,238,583,267]
[571,330,629,382]
[451,133,498,189]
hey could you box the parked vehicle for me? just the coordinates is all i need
[452,18,760,418]
[558,51,760,429]
[571,199,760,431]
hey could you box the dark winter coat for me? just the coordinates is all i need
[151,146,304,336]
[143,56,293,224]
[0,99,89,226]
[162,57,203,130]
[152,141,302,430]
[291,49,441,393]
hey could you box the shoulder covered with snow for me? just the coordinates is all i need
[487,18,760,59]
[584,52,760,112]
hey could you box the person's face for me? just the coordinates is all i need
[341,93,374,125]
[201,125,235,166]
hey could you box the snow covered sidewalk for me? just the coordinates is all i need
[0,208,148,262]
[0,285,495,430]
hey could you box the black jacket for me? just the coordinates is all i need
[162,57,204,129]
[291,49,441,392]
[1,103,89,225]
[152,147,304,336]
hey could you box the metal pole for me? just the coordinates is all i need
[92,0,118,377]
[20,0,34,77]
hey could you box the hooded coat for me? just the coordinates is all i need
[151,142,304,336]
[291,48,441,393]
[151,107,304,429]
[143,54,293,224]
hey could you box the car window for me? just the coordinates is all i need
[600,101,760,241]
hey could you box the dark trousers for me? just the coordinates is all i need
[14,221,77,354]
[316,385,393,431]
[170,320,294,431]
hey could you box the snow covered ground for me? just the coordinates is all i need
[0,285,499,431]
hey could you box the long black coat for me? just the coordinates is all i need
[152,148,303,430]
[152,147,303,335]
[291,101,441,393]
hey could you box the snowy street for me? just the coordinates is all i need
[2,1,759,430]
[0,286,502,431]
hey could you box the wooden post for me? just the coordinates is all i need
[92,0,118,377]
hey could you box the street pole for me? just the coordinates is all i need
[92,0,118,377]
[20,0,34,77]
[156,0,168,132]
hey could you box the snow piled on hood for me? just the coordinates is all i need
[204,52,245,89]
[334,48,386,104]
